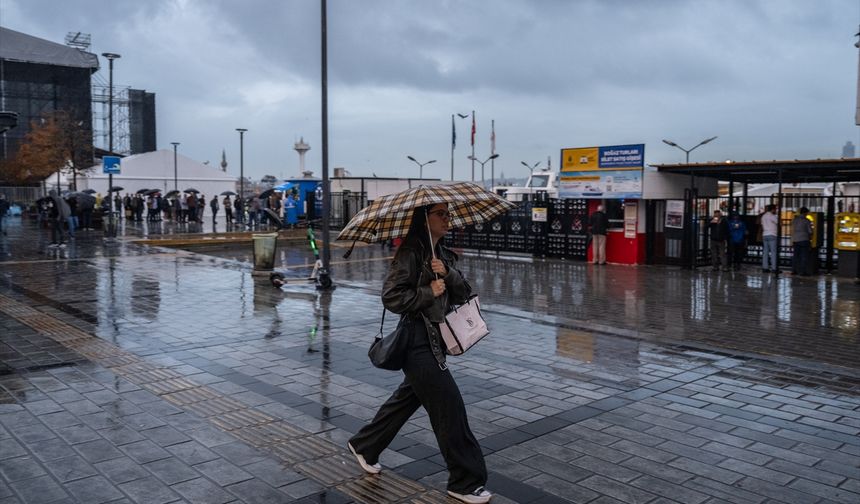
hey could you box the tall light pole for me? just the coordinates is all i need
[451,113,468,180]
[521,161,540,181]
[663,136,717,271]
[236,128,247,200]
[102,52,120,239]
[318,0,333,289]
[468,154,499,186]
[661,136,718,164]
[170,142,180,191]
[407,156,436,179]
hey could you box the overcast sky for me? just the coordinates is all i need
[2,0,859,182]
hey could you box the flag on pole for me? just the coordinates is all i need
[491,121,496,155]
[470,112,476,146]
[452,115,456,148]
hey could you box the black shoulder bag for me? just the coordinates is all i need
[368,310,409,371]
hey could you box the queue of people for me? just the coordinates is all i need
[705,204,819,276]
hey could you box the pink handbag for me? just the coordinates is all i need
[439,296,489,356]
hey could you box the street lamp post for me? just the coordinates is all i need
[468,154,499,186]
[170,142,180,191]
[236,128,247,202]
[661,136,718,164]
[662,136,717,270]
[101,52,120,239]
[521,161,540,182]
[407,156,436,179]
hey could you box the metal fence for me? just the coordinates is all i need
[0,186,42,206]
[307,191,367,229]
[649,194,860,271]
[446,198,590,260]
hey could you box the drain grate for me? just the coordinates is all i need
[336,474,428,503]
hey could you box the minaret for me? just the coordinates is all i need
[294,137,311,176]
[220,149,228,172]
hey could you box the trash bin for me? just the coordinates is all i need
[252,232,278,276]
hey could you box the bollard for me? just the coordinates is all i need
[251,232,279,276]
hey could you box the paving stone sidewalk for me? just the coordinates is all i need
[0,217,858,504]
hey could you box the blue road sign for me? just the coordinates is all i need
[103,156,121,174]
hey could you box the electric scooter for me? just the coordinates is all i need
[265,209,333,289]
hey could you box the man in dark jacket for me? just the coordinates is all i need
[588,205,609,265]
[708,209,730,271]
[791,207,813,276]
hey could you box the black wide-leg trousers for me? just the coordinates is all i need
[349,319,487,494]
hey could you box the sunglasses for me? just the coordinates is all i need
[428,209,450,219]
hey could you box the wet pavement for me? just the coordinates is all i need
[0,215,859,504]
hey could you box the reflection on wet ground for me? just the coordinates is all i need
[181,237,860,370]
[1,217,859,504]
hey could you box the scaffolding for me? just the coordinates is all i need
[91,72,130,155]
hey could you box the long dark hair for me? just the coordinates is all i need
[405,204,436,248]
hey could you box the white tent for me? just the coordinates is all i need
[70,149,237,198]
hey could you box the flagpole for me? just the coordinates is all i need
[470,110,476,181]
[491,119,495,188]
[450,114,455,181]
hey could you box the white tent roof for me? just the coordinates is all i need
[73,149,237,196]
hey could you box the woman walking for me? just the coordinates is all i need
[348,203,492,503]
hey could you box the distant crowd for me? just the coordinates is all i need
[34,189,302,248]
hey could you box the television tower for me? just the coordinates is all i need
[294,137,311,176]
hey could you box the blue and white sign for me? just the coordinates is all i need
[597,144,644,169]
[103,156,121,175]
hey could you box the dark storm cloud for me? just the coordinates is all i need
[2,0,858,179]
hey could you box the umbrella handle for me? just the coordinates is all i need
[425,211,439,280]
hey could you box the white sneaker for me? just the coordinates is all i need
[447,487,492,504]
[347,442,381,474]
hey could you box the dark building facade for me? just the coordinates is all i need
[0,27,99,161]
[128,89,156,154]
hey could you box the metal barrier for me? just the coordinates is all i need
[447,198,588,260]
[0,186,42,206]
[667,194,860,271]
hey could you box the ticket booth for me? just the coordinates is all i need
[835,212,860,277]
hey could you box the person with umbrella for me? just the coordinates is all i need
[223,194,233,224]
[344,184,512,504]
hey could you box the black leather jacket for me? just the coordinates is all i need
[382,235,471,368]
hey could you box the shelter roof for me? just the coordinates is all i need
[0,27,99,70]
[651,158,860,184]
[84,149,236,182]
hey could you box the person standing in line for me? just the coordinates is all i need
[187,193,198,222]
[223,196,233,224]
[727,213,747,270]
[48,190,69,248]
[172,196,181,223]
[760,204,779,273]
[234,197,244,224]
[791,207,813,276]
[66,195,78,239]
[708,209,730,271]
[248,196,261,229]
[123,193,132,221]
[210,195,219,225]
[197,194,206,223]
[588,204,609,265]
[348,204,492,504]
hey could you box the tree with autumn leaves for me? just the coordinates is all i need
[0,110,93,187]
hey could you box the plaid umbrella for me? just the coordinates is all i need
[337,182,516,243]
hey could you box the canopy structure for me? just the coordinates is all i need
[64,149,237,198]
[652,158,860,184]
